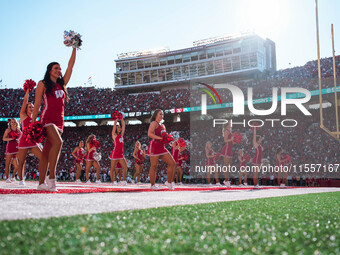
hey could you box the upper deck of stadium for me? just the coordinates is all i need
[114,33,276,91]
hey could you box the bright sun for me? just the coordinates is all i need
[244,0,284,37]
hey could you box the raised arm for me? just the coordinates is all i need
[112,119,118,139]
[20,90,29,120]
[63,48,76,86]
[32,81,45,122]
[121,119,125,137]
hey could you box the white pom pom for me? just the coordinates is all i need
[93,152,102,161]
[64,30,82,49]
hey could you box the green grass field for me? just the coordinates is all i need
[0,192,339,255]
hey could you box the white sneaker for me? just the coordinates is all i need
[120,181,127,186]
[165,181,171,190]
[75,179,81,183]
[19,180,25,186]
[86,180,91,184]
[179,182,183,185]
[48,179,57,192]
[131,180,135,184]
[150,184,160,190]
[279,184,286,189]
[95,180,101,183]
[6,178,11,183]
[45,175,49,183]
[208,183,213,186]
[254,184,262,189]
[165,181,175,190]
[137,182,142,185]
[37,183,49,191]
[223,181,231,187]
[11,178,17,182]
[216,182,221,186]
[112,181,118,186]
[243,183,248,186]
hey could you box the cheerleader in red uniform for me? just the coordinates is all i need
[109,119,128,186]
[238,149,247,186]
[72,141,85,183]
[171,141,180,184]
[32,48,76,191]
[206,141,220,186]
[176,147,186,185]
[17,90,42,186]
[221,122,233,187]
[3,119,21,183]
[147,109,176,190]
[252,128,262,189]
[115,162,123,183]
[132,141,145,184]
[85,135,101,184]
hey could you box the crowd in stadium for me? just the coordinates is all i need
[1,56,339,118]
[1,56,339,186]
[274,55,340,79]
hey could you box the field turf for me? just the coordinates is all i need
[0,192,339,254]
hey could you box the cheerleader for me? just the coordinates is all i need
[171,140,180,183]
[221,122,233,187]
[147,109,176,190]
[32,48,76,191]
[115,162,123,183]
[17,90,42,186]
[3,119,21,183]
[176,147,186,185]
[205,141,220,186]
[238,149,247,186]
[109,119,128,186]
[71,141,85,183]
[85,135,101,183]
[252,128,262,189]
[132,141,145,184]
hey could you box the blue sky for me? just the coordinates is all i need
[0,0,339,89]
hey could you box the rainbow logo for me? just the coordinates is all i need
[198,82,223,105]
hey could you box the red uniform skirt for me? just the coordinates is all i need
[221,143,232,158]
[147,140,168,156]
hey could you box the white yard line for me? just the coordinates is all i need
[0,183,338,221]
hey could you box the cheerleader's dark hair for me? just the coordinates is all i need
[43,62,69,102]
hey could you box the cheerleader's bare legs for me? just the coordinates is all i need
[38,125,62,186]
[110,159,127,184]
[85,160,101,182]
[17,147,41,181]
[133,164,143,183]
[5,155,18,181]
[149,153,176,186]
